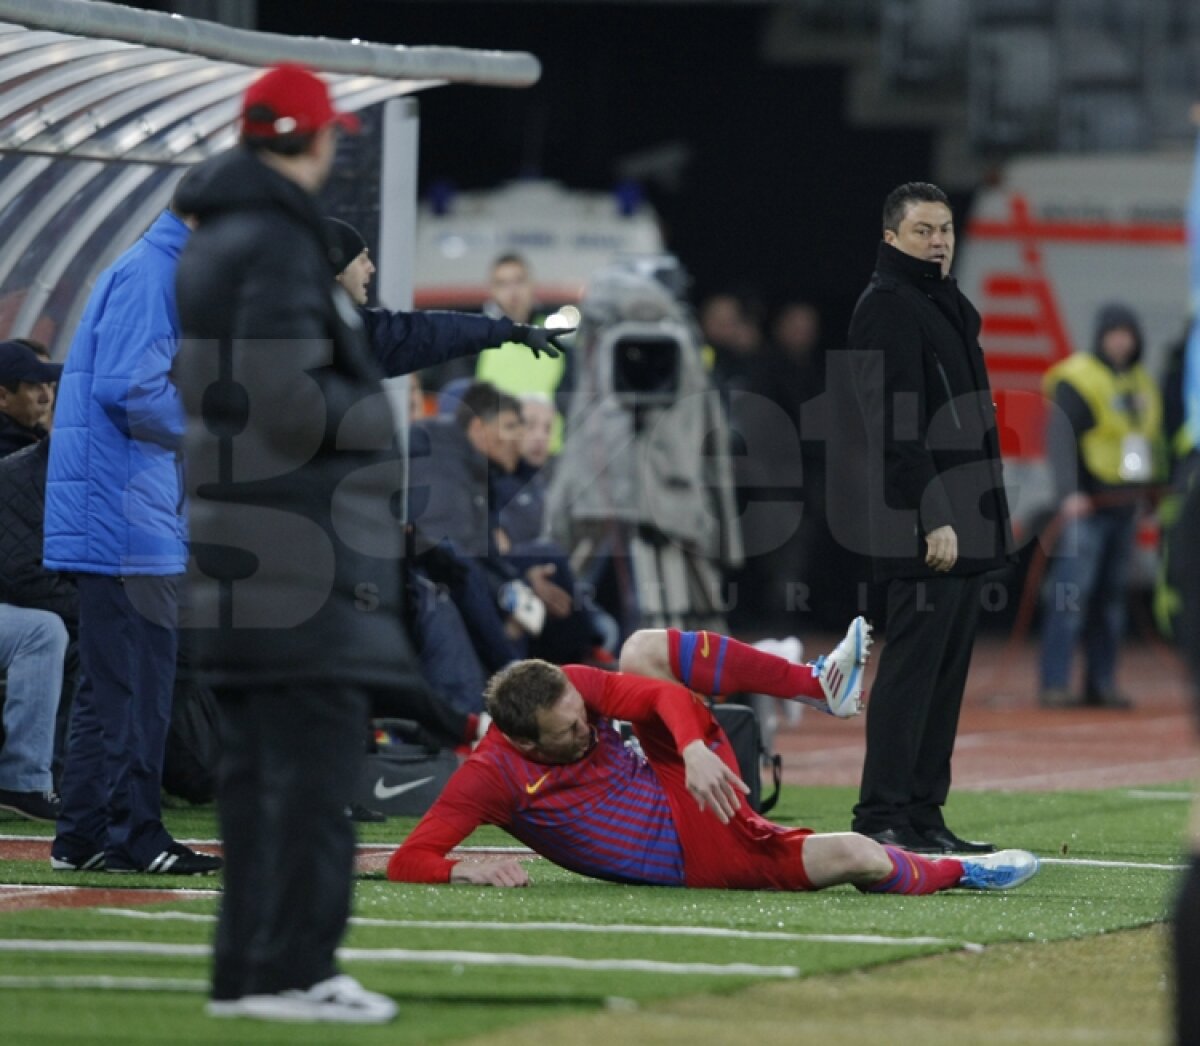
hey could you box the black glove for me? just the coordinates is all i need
[510,323,576,360]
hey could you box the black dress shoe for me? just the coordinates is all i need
[920,826,995,854]
[861,826,943,854]
[1084,688,1134,710]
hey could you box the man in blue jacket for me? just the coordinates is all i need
[43,194,221,876]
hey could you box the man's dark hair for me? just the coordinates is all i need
[882,182,951,234]
[240,105,317,157]
[491,252,530,274]
[455,381,522,432]
[485,659,569,741]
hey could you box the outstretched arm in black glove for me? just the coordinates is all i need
[507,324,576,360]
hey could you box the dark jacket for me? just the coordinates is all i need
[491,459,548,547]
[0,439,78,630]
[361,306,516,378]
[840,242,1014,582]
[173,146,423,692]
[0,413,47,459]
[406,417,491,558]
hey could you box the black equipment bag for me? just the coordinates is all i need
[711,702,782,815]
[354,719,458,816]
[162,678,221,804]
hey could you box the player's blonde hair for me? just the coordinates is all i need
[484,659,568,741]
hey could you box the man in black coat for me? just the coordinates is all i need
[173,65,401,1024]
[323,216,569,377]
[837,181,1014,855]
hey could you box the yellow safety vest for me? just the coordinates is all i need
[1043,352,1164,485]
[475,316,567,452]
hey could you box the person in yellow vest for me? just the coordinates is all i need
[475,253,568,452]
[1039,303,1165,709]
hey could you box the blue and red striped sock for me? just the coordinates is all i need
[861,846,964,895]
[666,629,822,698]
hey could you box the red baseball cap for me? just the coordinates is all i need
[240,63,361,139]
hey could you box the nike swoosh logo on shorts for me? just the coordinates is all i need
[374,775,436,800]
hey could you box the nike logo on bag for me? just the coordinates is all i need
[525,772,551,795]
[374,776,435,800]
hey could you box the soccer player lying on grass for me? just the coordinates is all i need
[387,618,1039,893]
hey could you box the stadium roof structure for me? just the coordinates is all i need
[0,0,540,350]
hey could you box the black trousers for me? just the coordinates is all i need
[1175,856,1200,1045]
[210,683,367,1000]
[56,575,177,868]
[852,574,983,834]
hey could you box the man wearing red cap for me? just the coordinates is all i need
[174,64,401,1024]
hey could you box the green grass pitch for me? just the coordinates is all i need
[0,783,1188,1044]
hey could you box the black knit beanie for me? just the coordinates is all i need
[325,217,368,275]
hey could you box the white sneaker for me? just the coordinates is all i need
[958,849,1040,891]
[235,974,397,1023]
[814,616,872,718]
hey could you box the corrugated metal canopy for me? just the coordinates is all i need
[0,0,539,352]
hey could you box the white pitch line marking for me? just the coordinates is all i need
[0,940,210,957]
[1123,790,1194,801]
[92,909,975,949]
[0,833,534,856]
[0,884,218,897]
[0,939,798,977]
[966,757,1199,791]
[1039,857,1186,871]
[0,976,206,993]
[96,909,213,921]
[339,949,801,977]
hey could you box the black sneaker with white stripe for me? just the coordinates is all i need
[50,850,106,872]
[0,788,61,823]
[108,842,223,876]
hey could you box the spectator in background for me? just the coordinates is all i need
[698,291,765,398]
[491,393,556,548]
[0,437,79,788]
[0,343,68,815]
[699,291,774,629]
[0,604,67,822]
[43,188,219,878]
[1039,303,1165,710]
[410,382,600,665]
[0,341,59,457]
[475,254,571,450]
[519,391,556,471]
[754,301,829,628]
[23,340,57,431]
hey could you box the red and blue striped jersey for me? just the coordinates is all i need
[387,665,714,886]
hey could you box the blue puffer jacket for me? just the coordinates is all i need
[44,210,189,575]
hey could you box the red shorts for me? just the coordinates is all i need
[636,712,815,892]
